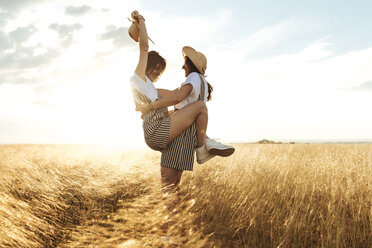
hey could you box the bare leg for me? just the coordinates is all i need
[161,167,183,213]
[176,171,183,185]
[161,166,181,193]
[167,101,207,148]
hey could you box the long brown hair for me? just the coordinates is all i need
[146,51,166,74]
[184,56,213,101]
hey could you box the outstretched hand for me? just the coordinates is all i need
[131,11,144,23]
[131,11,139,21]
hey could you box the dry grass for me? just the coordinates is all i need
[183,144,372,247]
[0,144,371,247]
[0,145,148,247]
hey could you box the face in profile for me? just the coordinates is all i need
[182,62,190,77]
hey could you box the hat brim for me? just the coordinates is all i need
[182,46,197,60]
[128,23,139,42]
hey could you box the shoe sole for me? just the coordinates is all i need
[208,147,235,157]
[197,154,216,164]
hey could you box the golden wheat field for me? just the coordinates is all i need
[0,144,371,248]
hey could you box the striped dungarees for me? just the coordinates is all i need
[160,73,206,171]
[133,89,170,151]
[142,107,170,151]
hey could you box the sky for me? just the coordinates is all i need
[0,0,371,145]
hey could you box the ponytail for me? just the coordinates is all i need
[206,82,213,101]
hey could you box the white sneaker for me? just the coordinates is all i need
[196,145,215,164]
[205,138,235,157]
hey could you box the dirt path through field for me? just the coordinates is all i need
[57,190,172,247]
[57,188,213,248]
[54,150,216,247]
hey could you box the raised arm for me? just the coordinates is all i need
[133,12,149,81]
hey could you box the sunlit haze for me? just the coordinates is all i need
[1,0,371,145]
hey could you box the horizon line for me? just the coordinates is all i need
[1,138,372,146]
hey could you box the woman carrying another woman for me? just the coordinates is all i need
[130,11,213,164]
[130,11,234,192]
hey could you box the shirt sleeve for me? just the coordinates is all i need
[182,73,199,94]
[130,73,145,87]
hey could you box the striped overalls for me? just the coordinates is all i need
[142,107,170,151]
[161,73,206,171]
[133,88,171,151]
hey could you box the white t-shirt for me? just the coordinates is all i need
[175,72,208,109]
[130,73,158,106]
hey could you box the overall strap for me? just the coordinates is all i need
[197,74,205,101]
[132,88,152,103]
[132,88,152,110]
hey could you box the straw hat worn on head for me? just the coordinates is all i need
[182,46,207,75]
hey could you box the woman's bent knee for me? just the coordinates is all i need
[196,100,206,109]
[193,101,207,114]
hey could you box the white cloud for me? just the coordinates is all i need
[233,20,292,56]
[348,81,372,91]
[0,0,47,11]
[49,23,83,47]
[65,5,93,16]
[99,25,134,48]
